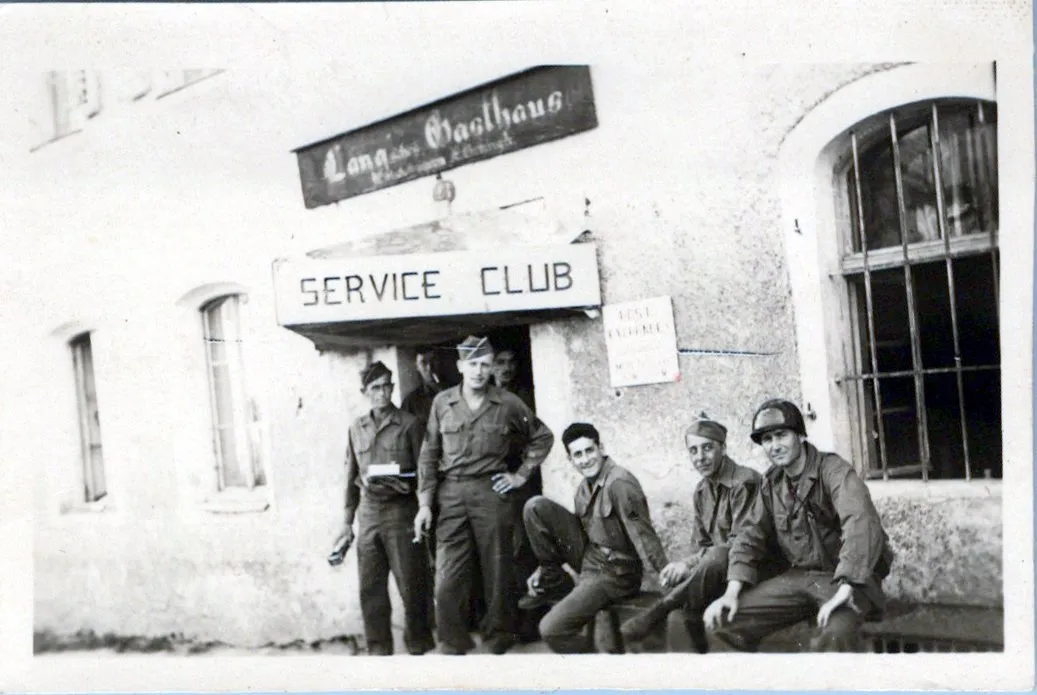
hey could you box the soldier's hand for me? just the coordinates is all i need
[817,583,853,628]
[660,560,690,587]
[413,505,433,543]
[526,566,544,596]
[704,594,739,630]
[491,472,527,496]
[334,525,354,550]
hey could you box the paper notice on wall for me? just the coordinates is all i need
[602,296,680,388]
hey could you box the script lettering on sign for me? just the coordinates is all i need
[295,66,597,208]
[273,245,601,326]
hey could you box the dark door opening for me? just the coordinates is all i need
[398,325,535,411]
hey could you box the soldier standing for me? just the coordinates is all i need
[414,336,554,655]
[336,361,435,655]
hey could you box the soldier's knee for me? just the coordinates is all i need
[522,495,549,524]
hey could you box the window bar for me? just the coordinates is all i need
[976,102,1001,323]
[930,104,973,481]
[850,132,890,479]
[889,112,932,481]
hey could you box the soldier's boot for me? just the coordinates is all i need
[619,595,682,643]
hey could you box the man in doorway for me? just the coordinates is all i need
[703,399,893,652]
[401,347,444,433]
[520,422,669,653]
[619,413,767,652]
[491,343,544,642]
[336,361,435,656]
[492,346,534,410]
[414,336,554,655]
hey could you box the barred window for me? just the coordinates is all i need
[840,99,1000,481]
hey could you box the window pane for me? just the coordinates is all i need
[850,101,998,252]
[88,444,107,501]
[875,376,921,475]
[204,298,227,341]
[954,254,1000,367]
[851,268,912,374]
[217,425,245,488]
[963,370,1002,479]
[71,334,106,502]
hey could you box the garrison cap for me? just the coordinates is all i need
[457,335,494,361]
[750,399,807,444]
[684,412,727,444]
[359,361,393,389]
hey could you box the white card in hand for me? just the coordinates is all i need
[368,463,401,477]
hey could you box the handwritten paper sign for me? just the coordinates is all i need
[602,296,680,388]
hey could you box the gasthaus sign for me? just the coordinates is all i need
[293,66,597,208]
[272,245,601,326]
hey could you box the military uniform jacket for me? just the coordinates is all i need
[343,406,423,522]
[728,442,890,617]
[416,384,553,507]
[685,456,762,563]
[575,457,668,577]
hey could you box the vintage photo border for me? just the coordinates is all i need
[0,1,1032,691]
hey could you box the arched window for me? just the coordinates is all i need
[201,294,265,491]
[838,99,1000,480]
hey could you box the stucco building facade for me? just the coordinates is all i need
[8,54,1014,648]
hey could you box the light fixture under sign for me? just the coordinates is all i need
[433,176,456,203]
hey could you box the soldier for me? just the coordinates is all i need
[491,346,534,409]
[400,347,444,433]
[520,422,669,654]
[703,399,893,652]
[491,344,544,643]
[414,336,554,655]
[336,361,435,656]
[619,413,766,652]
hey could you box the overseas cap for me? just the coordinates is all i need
[684,412,727,444]
[359,361,393,389]
[750,399,807,444]
[457,335,494,361]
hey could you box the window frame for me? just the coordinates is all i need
[775,63,999,482]
[69,331,107,505]
[834,99,999,481]
[200,293,267,498]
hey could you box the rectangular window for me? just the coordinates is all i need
[71,333,106,502]
[202,295,265,491]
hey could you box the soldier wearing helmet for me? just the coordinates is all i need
[703,398,893,652]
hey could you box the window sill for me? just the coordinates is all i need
[865,478,1001,501]
[199,488,271,514]
[59,497,111,514]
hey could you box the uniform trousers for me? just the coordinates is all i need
[356,495,435,655]
[522,496,641,654]
[713,569,867,652]
[434,476,518,653]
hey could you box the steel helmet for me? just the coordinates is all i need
[750,399,807,444]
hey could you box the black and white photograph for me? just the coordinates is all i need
[0,2,1032,692]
